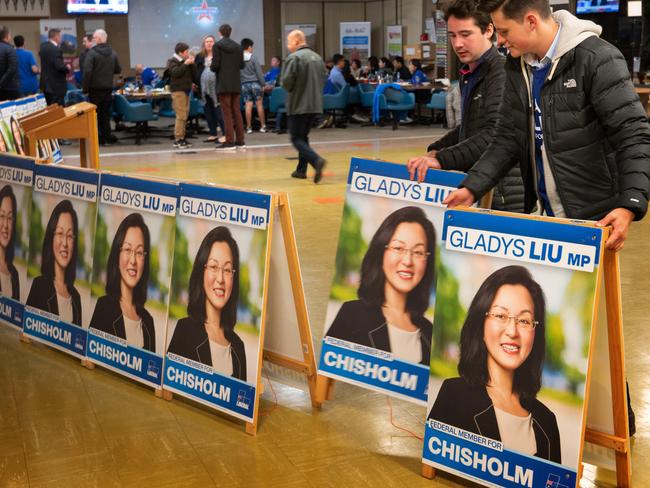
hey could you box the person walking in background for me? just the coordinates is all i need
[77,33,93,85]
[39,28,69,106]
[240,38,267,134]
[196,35,225,143]
[281,29,327,183]
[211,24,245,151]
[83,29,121,146]
[167,42,197,149]
[0,26,20,101]
[14,35,39,97]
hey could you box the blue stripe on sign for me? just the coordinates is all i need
[0,154,34,171]
[0,296,23,329]
[347,157,466,188]
[23,309,87,357]
[36,164,99,185]
[318,339,429,403]
[163,356,256,421]
[442,209,602,263]
[87,331,163,387]
[100,173,178,198]
[180,183,271,211]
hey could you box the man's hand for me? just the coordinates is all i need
[407,156,441,182]
[596,207,635,251]
[443,187,476,208]
[185,56,195,65]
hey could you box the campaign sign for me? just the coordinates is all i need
[23,165,99,358]
[163,183,271,422]
[0,155,34,329]
[87,174,177,388]
[317,158,464,404]
[422,209,603,487]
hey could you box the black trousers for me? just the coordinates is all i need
[288,113,321,175]
[44,91,65,106]
[89,89,113,144]
[0,89,20,101]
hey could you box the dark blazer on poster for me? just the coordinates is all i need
[325,299,433,366]
[167,316,247,381]
[39,41,69,97]
[89,295,156,352]
[428,377,561,463]
[26,276,81,325]
[0,264,20,300]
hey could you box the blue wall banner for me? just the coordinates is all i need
[0,155,34,330]
[163,182,272,422]
[422,208,604,487]
[23,165,99,357]
[88,174,178,388]
[317,158,464,404]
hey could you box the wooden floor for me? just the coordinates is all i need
[1,125,648,487]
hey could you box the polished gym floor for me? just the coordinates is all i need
[0,124,647,487]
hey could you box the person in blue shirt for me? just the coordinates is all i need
[408,58,429,85]
[326,53,347,93]
[135,64,160,87]
[13,36,39,96]
[264,55,281,87]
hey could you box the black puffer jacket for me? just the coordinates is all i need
[83,43,121,92]
[462,11,650,221]
[211,37,244,94]
[167,55,197,92]
[428,46,524,212]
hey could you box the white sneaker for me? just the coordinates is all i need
[246,127,253,134]
[401,117,414,124]
[259,126,267,133]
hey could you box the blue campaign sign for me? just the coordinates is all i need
[179,182,271,230]
[0,296,23,329]
[87,331,163,387]
[319,339,429,404]
[163,356,256,422]
[22,308,88,358]
[423,422,576,488]
[348,157,466,188]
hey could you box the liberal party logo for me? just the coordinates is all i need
[546,473,570,488]
[192,1,218,23]
[236,390,251,410]
[147,360,160,378]
[74,333,85,351]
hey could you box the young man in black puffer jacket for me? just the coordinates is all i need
[439,0,650,436]
[408,0,525,212]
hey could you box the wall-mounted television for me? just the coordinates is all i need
[576,0,619,14]
[67,0,129,15]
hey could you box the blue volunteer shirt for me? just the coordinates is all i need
[410,69,429,85]
[16,48,39,95]
[328,65,347,91]
[527,25,561,217]
[141,67,160,87]
[264,66,280,84]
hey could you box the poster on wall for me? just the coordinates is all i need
[317,158,464,404]
[340,22,371,63]
[87,175,177,388]
[422,209,603,487]
[386,25,403,57]
[128,0,265,68]
[0,155,34,329]
[22,166,99,358]
[40,19,78,56]
[283,24,317,57]
[163,183,271,422]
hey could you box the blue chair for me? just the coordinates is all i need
[269,87,287,129]
[347,85,360,105]
[359,83,376,109]
[113,94,158,145]
[377,87,416,130]
[157,97,176,118]
[426,91,447,126]
[188,92,205,134]
[322,85,350,128]
[64,89,87,106]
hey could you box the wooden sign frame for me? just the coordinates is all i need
[161,191,319,435]
[420,208,631,488]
